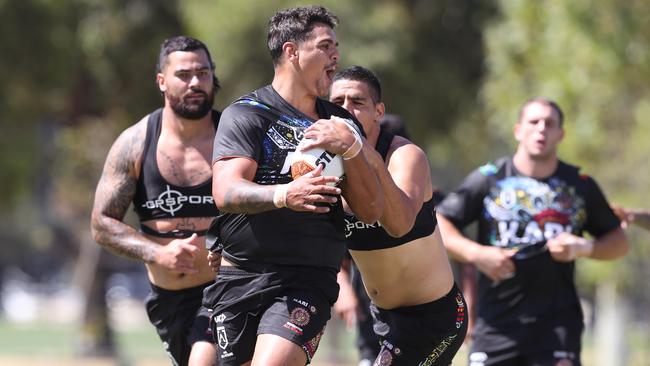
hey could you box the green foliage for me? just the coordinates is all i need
[479,0,650,310]
[179,0,495,141]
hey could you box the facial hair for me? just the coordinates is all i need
[168,88,214,120]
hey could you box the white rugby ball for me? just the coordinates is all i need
[290,138,344,185]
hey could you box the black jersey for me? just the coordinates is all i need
[210,85,363,271]
[133,109,220,228]
[437,156,620,327]
[345,129,438,250]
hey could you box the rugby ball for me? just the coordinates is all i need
[290,138,344,184]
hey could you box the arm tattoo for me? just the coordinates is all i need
[91,126,158,263]
[222,183,278,214]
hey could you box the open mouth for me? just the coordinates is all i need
[325,64,337,80]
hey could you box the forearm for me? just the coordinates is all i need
[91,215,159,263]
[436,214,482,263]
[631,209,650,230]
[588,227,629,260]
[219,178,278,214]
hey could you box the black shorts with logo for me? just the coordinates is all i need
[469,305,583,366]
[371,284,467,366]
[145,282,214,366]
[203,265,339,366]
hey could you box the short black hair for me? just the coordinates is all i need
[332,65,382,103]
[156,35,220,92]
[267,6,338,66]
[519,97,564,126]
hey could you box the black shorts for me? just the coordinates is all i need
[370,284,468,366]
[203,265,339,366]
[145,282,214,366]
[469,305,583,366]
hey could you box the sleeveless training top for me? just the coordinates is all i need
[345,128,437,250]
[133,108,220,237]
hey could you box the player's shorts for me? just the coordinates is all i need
[370,283,468,366]
[469,305,583,366]
[145,282,214,366]
[203,265,339,366]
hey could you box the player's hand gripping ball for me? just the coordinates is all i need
[290,138,345,185]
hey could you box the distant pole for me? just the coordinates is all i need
[594,282,628,366]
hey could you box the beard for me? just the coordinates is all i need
[168,89,214,120]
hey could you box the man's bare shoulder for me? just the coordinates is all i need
[114,115,150,155]
[388,135,427,161]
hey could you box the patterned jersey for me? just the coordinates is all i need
[210,85,363,270]
[437,156,620,327]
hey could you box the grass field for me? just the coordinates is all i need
[1,317,648,366]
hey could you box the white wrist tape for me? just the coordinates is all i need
[273,184,288,208]
[340,121,363,160]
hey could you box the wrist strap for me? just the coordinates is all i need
[341,122,363,160]
[273,184,288,208]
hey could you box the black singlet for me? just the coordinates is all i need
[132,108,220,237]
[210,85,364,271]
[344,128,437,250]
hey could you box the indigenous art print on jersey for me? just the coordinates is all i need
[483,176,586,250]
[235,99,312,184]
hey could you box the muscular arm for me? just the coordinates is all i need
[370,138,430,237]
[437,214,515,281]
[303,117,382,223]
[589,227,629,259]
[547,227,629,262]
[212,157,341,214]
[90,122,159,262]
[436,214,484,264]
[212,157,276,214]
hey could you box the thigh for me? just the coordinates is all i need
[188,341,217,366]
[372,288,468,366]
[251,334,308,366]
[256,289,332,364]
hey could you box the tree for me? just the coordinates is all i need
[478,0,650,327]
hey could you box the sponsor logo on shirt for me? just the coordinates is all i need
[141,185,214,216]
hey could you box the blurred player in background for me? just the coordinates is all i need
[91,36,221,366]
[437,97,629,365]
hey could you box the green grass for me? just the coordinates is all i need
[0,318,166,363]
[1,318,648,366]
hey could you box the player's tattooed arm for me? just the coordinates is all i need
[90,121,158,262]
[213,159,339,214]
[220,178,277,214]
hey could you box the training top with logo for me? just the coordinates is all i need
[133,108,221,236]
[345,128,438,250]
[210,85,363,271]
[437,156,620,328]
